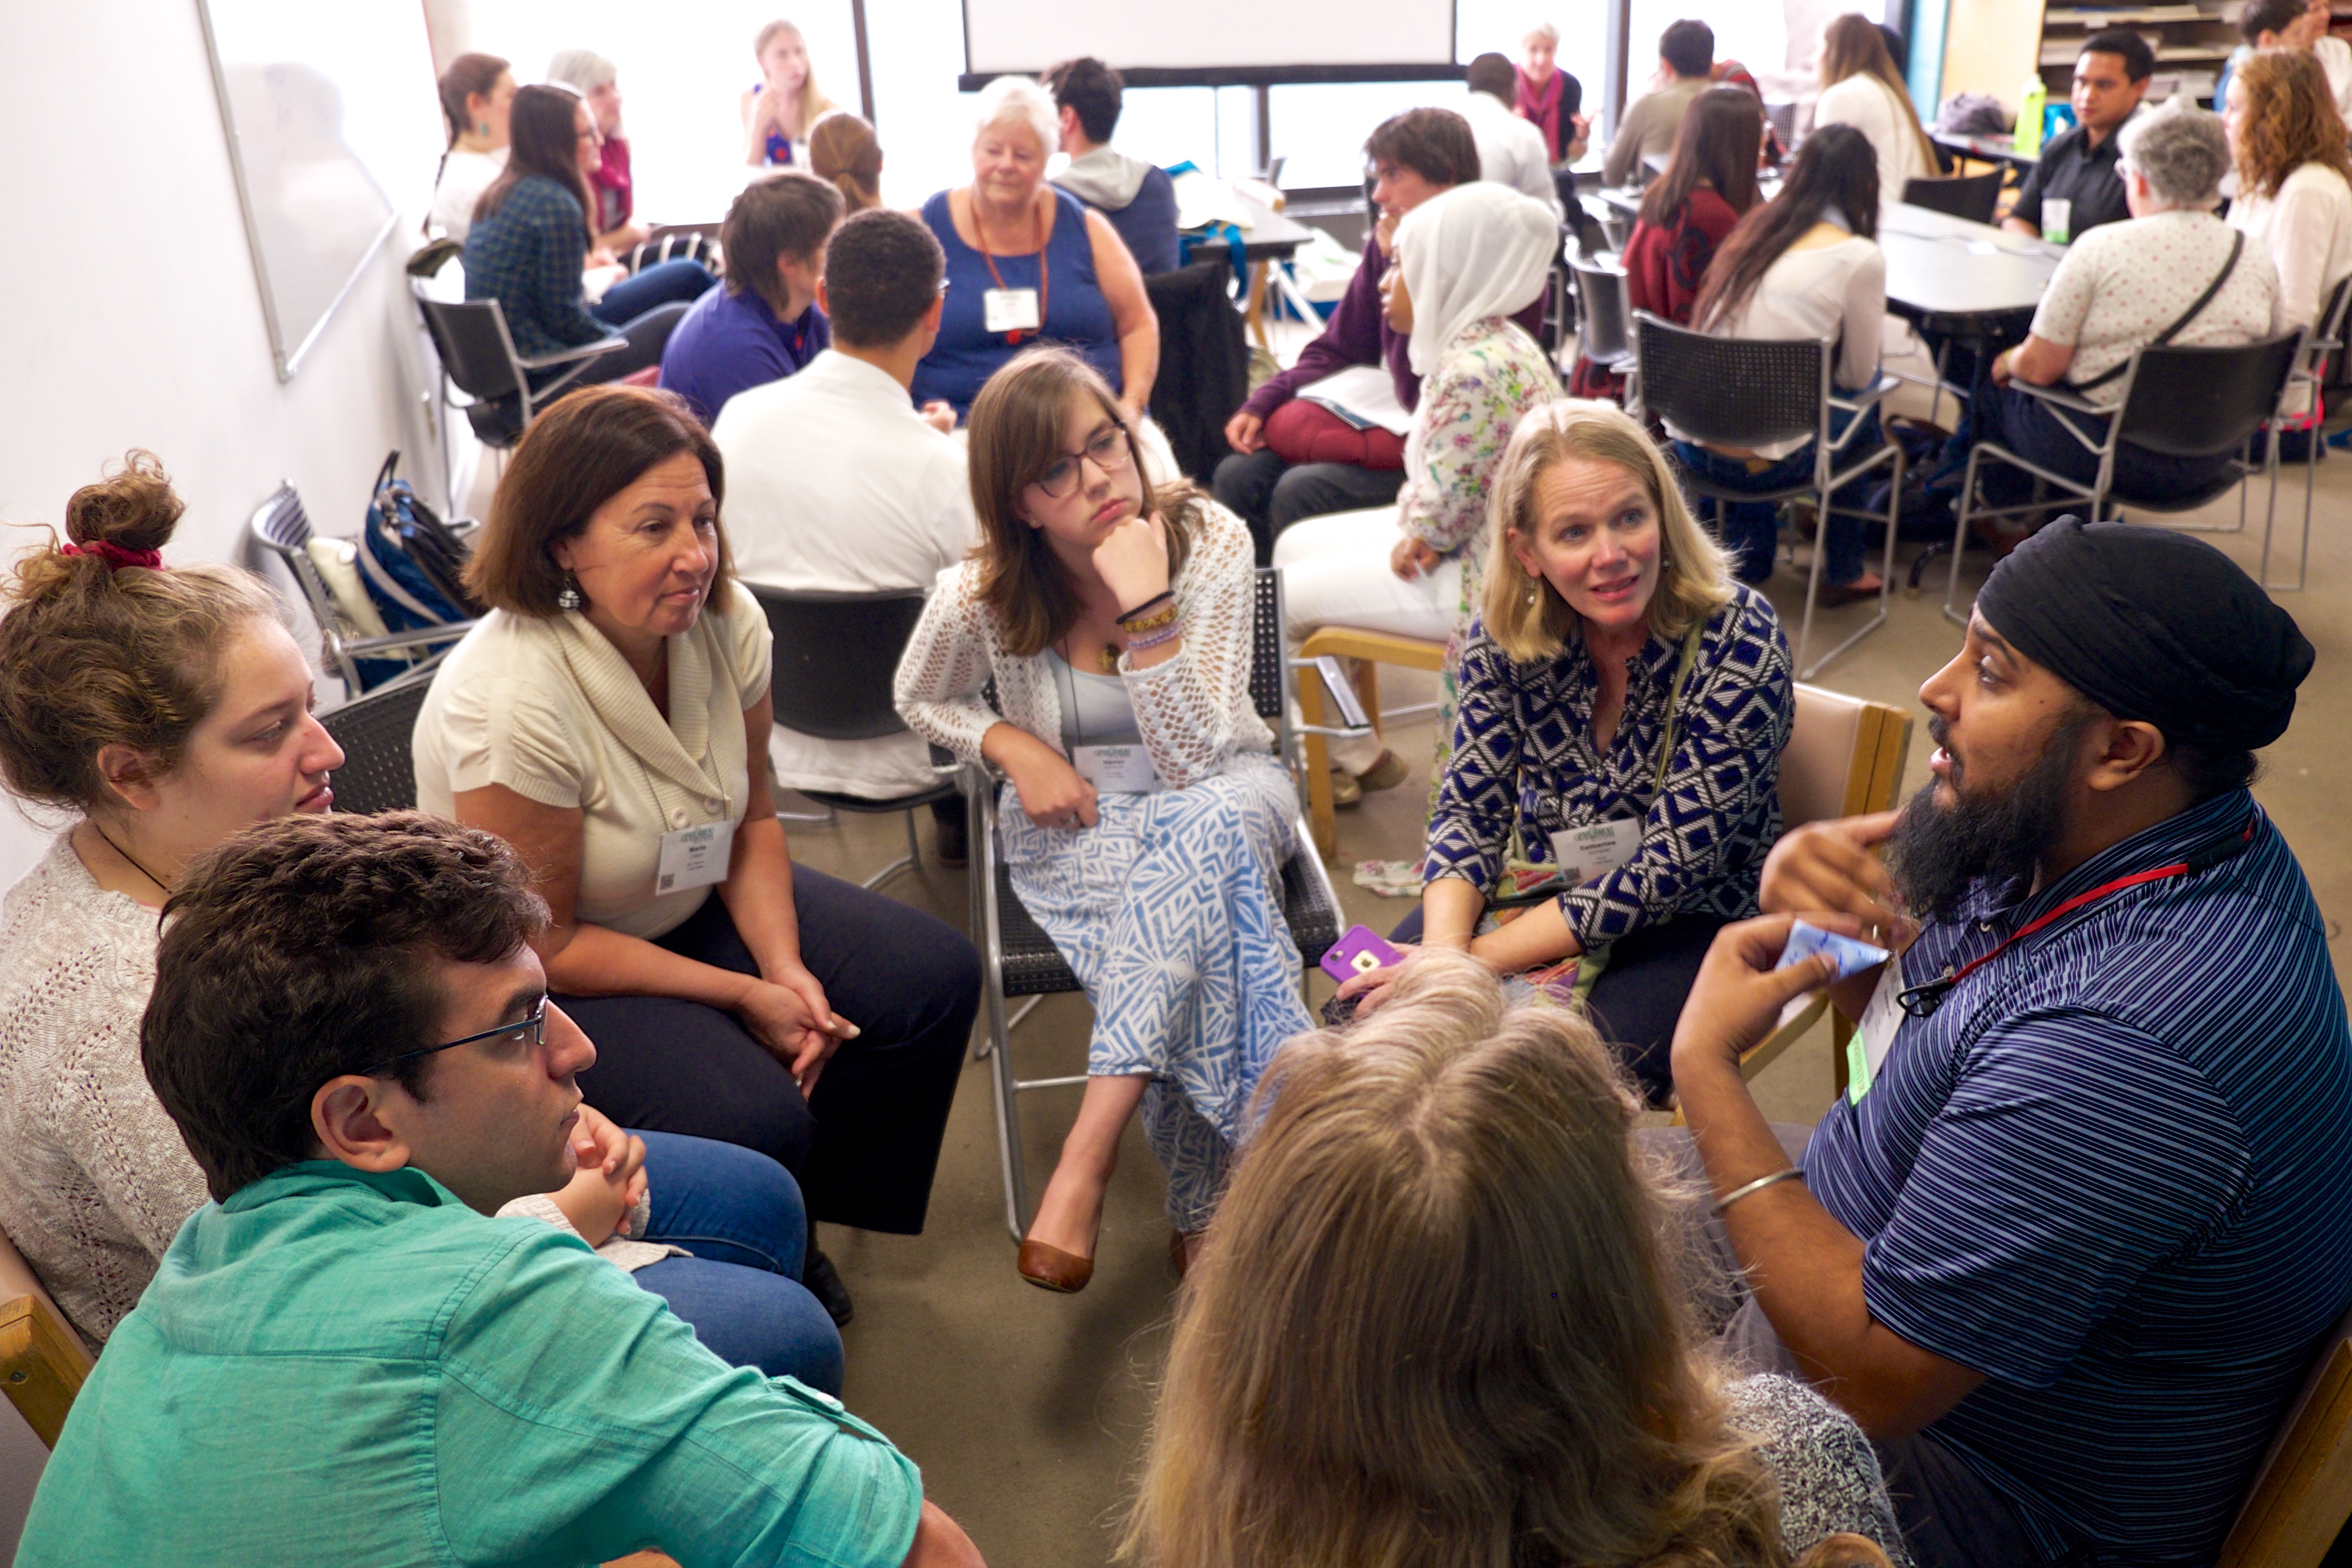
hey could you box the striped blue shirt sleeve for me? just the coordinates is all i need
[1859,1007,2252,1389]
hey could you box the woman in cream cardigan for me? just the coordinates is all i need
[896,348,1312,1294]
[414,386,980,1319]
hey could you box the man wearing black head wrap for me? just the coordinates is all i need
[1657,519,2350,1568]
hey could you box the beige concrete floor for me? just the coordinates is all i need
[782,433,2350,1568]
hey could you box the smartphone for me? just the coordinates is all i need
[1319,924,1405,985]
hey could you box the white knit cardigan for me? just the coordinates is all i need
[893,499,1274,785]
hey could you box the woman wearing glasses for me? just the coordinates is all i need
[897,348,1314,1293]
[0,453,843,1388]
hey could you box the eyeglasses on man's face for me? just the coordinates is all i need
[1031,425,1132,501]
[363,999,548,1079]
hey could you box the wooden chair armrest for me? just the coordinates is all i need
[1668,994,1831,1127]
[1297,625,1451,671]
[1,1292,95,1449]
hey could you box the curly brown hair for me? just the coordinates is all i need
[2235,48,2352,200]
[0,452,280,816]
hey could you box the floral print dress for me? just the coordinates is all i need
[1397,314,1562,792]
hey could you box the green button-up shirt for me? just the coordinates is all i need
[18,1162,922,1567]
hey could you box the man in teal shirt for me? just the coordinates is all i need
[18,811,983,1568]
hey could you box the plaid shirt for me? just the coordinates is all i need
[462,175,602,362]
[1424,583,1792,948]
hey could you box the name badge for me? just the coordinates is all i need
[1072,743,1162,794]
[2042,197,2072,245]
[1547,818,1644,885]
[983,288,1042,335]
[656,818,735,895]
[1845,952,1905,1106]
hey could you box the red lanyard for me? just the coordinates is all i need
[976,195,1048,345]
[1897,813,2255,1017]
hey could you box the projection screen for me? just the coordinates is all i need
[961,0,1458,78]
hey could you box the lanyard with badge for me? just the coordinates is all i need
[1493,623,1705,909]
[977,199,1047,343]
[1053,647,1165,795]
[1843,811,2257,1104]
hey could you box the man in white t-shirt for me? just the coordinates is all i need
[1460,53,1565,220]
[713,210,979,862]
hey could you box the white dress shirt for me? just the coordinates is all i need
[713,350,981,798]
[1460,90,1565,220]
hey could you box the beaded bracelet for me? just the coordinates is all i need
[1126,620,1182,653]
[1116,592,1175,630]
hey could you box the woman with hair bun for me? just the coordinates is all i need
[811,111,885,211]
[1128,948,1905,1568]
[0,454,848,1386]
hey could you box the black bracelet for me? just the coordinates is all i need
[1115,591,1174,626]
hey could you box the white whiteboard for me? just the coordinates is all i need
[962,0,1456,75]
[197,0,445,380]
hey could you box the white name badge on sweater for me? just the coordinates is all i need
[656,819,735,895]
[983,288,1042,335]
[1072,744,1162,794]
[1845,953,1906,1106]
[1548,818,1644,885]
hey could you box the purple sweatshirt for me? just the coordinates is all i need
[1240,229,1548,422]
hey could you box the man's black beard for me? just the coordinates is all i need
[1885,713,2089,923]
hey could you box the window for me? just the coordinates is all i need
[1456,0,1611,132]
[1268,80,1472,189]
[1624,0,1794,101]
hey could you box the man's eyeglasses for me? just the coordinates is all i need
[1031,426,1132,500]
[363,999,547,1078]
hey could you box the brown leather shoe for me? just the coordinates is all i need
[1016,1236,1094,1293]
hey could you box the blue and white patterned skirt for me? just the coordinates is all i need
[996,752,1313,1229]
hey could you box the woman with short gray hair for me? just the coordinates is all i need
[1925,103,2283,527]
[912,75,1158,421]
[547,47,645,253]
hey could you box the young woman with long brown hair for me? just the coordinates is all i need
[895,348,1313,1293]
[1812,14,1938,204]
[1126,949,1906,1568]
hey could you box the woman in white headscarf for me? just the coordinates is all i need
[1274,181,1560,796]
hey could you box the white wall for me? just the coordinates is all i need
[0,0,437,894]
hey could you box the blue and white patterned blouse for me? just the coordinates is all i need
[1424,583,1793,949]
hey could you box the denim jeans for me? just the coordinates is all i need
[627,1129,845,1393]
[1931,372,2240,509]
[1672,403,1882,587]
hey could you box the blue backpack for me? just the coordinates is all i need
[354,452,481,688]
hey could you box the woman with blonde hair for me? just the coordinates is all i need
[742,18,839,168]
[811,110,885,210]
[1812,14,1938,204]
[1127,949,1907,1568]
[895,348,1311,1293]
[1341,401,1792,1103]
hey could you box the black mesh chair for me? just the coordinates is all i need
[2257,275,2351,592]
[318,670,436,814]
[1570,252,1635,390]
[747,583,957,891]
[413,291,625,448]
[968,568,1344,1239]
[1943,331,2302,624]
[250,485,474,696]
[1635,313,1903,679]
[1902,171,2004,225]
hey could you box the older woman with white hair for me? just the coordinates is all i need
[1273,180,1559,799]
[1517,19,1591,211]
[1933,103,2284,515]
[912,76,1157,422]
[1336,400,1793,1104]
[548,48,646,254]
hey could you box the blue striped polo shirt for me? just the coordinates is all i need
[1803,789,2352,1566]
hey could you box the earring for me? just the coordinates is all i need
[1527,580,1540,606]
[557,573,583,611]
[478,120,492,135]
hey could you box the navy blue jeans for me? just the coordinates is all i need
[1932,375,2239,508]
[1672,403,1881,587]
[569,258,715,383]
[628,1129,845,1393]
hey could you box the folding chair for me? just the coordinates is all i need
[1942,332,2302,626]
[746,584,958,891]
[317,667,439,815]
[1570,251,1636,394]
[1635,313,1904,680]
[967,569,1345,1240]
[2256,275,2351,592]
[250,484,474,696]
[413,292,626,449]
[1292,626,1446,858]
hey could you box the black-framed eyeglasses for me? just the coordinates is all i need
[1031,425,1132,500]
[363,999,547,1077]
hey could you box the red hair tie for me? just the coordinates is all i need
[61,540,164,571]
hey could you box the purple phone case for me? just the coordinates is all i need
[1321,924,1404,985]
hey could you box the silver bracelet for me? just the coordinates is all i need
[1712,1166,1805,1215]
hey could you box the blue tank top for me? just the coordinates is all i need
[913,187,1123,417]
